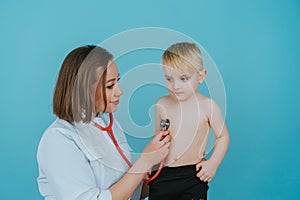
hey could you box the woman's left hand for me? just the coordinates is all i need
[195,159,218,183]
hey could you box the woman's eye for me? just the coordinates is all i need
[106,77,120,89]
[106,84,115,89]
[166,78,172,82]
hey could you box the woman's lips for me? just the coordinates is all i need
[110,100,119,105]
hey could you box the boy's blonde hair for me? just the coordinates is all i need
[162,42,203,74]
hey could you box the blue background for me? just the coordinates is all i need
[1,0,300,199]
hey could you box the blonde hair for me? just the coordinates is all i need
[162,42,203,74]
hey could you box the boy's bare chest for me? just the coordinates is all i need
[162,106,209,138]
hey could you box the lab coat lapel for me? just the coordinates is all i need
[74,121,129,172]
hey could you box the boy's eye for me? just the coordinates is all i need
[166,77,172,82]
[181,76,188,81]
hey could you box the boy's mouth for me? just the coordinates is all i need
[174,92,184,95]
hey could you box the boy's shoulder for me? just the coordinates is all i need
[197,93,213,104]
[156,95,172,105]
[155,94,220,108]
[197,93,220,109]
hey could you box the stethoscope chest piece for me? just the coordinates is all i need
[160,119,170,131]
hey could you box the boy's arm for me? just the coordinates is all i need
[196,100,230,182]
[208,100,230,167]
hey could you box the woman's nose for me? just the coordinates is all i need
[114,83,123,97]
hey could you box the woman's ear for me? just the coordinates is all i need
[198,69,207,84]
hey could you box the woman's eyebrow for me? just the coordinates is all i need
[106,74,120,83]
[106,78,115,83]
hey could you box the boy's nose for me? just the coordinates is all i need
[172,81,180,90]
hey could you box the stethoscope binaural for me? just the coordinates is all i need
[93,113,170,183]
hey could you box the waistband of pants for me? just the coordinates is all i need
[151,164,198,177]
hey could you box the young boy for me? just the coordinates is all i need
[148,42,230,200]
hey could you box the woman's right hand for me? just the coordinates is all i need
[110,130,171,200]
[140,130,171,169]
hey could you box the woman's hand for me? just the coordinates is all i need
[140,130,171,169]
[110,130,171,200]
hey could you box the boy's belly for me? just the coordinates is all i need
[165,127,210,167]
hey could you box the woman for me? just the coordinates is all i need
[37,45,171,199]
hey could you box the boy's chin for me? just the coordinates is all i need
[172,95,188,102]
[173,94,196,102]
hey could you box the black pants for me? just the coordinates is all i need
[148,164,209,200]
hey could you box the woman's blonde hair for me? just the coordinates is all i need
[53,45,113,123]
[162,42,203,74]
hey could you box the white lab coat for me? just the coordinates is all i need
[37,113,142,200]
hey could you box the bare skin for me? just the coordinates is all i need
[154,66,230,183]
[96,61,172,199]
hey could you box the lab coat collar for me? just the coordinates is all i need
[74,119,130,173]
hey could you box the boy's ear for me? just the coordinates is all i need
[198,69,207,84]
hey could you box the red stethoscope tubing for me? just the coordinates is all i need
[94,113,162,183]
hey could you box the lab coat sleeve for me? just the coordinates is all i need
[37,129,112,200]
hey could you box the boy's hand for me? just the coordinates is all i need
[196,159,218,183]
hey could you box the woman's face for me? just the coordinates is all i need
[95,61,123,113]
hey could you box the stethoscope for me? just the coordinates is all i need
[93,113,170,183]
